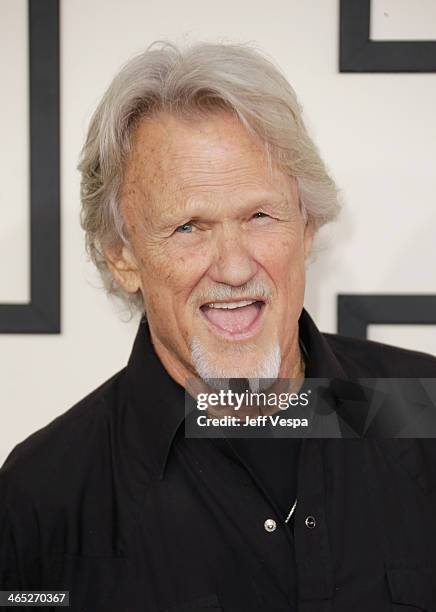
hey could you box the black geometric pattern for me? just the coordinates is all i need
[0,0,60,333]
[340,0,436,72]
[338,295,436,339]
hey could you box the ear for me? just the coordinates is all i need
[303,216,315,258]
[105,243,142,294]
[291,178,315,258]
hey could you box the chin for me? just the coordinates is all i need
[190,334,281,386]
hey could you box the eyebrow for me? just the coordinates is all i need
[156,191,292,231]
[180,193,289,216]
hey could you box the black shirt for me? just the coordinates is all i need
[209,435,301,525]
[2,308,436,612]
[208,337,310,526]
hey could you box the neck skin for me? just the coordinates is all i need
[148,322,305,394]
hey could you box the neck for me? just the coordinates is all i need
[279,325,305,378]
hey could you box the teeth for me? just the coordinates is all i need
[207,300,256,309]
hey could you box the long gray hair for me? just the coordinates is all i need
[78,40,341,315]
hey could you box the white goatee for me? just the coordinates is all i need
[190,336,281,393]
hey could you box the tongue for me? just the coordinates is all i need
[203,303,260,333]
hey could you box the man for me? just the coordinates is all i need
[1,40,436,611]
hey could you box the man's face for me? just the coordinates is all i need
[111,110,314,383]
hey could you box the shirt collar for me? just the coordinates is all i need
[298,308,346,378]
[123,317,187,480]
[123,307,347,479]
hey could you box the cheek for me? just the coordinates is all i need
[137,242,207,311]
[255,232,304,278]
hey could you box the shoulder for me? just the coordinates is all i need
[0,367,127,503]
[0,367,131,574]
[323,332,436,377]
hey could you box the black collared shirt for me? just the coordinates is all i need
[2,308,436,611]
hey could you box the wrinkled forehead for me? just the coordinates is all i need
[121,110,292,207]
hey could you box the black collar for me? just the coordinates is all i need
[298,308,345,379]
[123,307,346,479]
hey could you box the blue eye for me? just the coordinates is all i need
[175,223,193,233]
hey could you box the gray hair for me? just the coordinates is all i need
[78,40,341,316]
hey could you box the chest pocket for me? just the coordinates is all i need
[386,562,436,611]
[161,593,222,611]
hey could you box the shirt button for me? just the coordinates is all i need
[264,518,277,532]
[305,515,316,529]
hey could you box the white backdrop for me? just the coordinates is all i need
[1,0,435,464]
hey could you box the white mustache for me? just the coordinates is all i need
[197,282,272,306]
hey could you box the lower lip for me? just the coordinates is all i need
[199,302,266,341]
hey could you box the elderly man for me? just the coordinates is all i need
[1,41,436,612]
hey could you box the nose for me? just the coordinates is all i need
[207,223,259,287]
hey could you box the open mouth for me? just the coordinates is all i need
[199,299,266,339]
